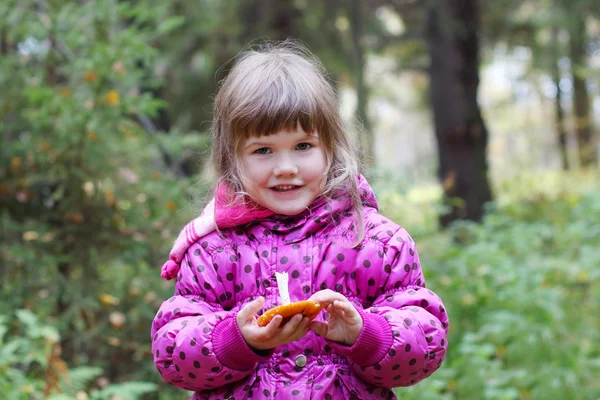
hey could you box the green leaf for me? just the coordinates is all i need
[156,16,185,35]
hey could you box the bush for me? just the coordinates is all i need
[2,1,598,398]
[0,1,202,398]
[389,171,600,399]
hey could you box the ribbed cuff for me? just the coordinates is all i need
[212,315,272,371]
[327,308,393,367]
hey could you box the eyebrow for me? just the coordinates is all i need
[244,133,319,150]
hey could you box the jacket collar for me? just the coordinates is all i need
[226,174,378,242]
[160,174,377,280]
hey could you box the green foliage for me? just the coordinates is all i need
[1,309,158,400]
[393,171,600,400]
[0,310,58,399]
[0,0,201,398]
[1,1,598,399]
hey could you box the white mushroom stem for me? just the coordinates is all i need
[275,271,291,305]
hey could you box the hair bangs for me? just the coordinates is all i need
[229,66,327,139]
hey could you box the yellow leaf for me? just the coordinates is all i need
[461,293,475,305]
[44,343,69,397]
[111,214,124,227]
[66,213,85,224]
[443,170,456,191]
[40,142,52,152]
[144,291,157,303]
[167,200,176,211]
[21,385,35,393]
[99,293,120,306]
[84,71,97,82]
[87,131,98,141]
[447,379,458,392]
[23,231,39,241]
[576,271,589,283]
[104,190,115,206]
[11,156,22,169]
[105,90,120,107]
[496,345,507,358]
[41,232,55,242]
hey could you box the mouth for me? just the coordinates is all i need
[271,185,301,192]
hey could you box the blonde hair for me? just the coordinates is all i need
[210,41,364,244]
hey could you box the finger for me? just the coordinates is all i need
[309,290,347,306]
[326,303,337,317]
[285,316,311,342]
[309,321,328,338]
[280,314,304,337]
[334,301,361,324]
[297,317,313,340]
[238,297,265,322]
[267,314,283,330]
[256,315,283,342]
[334,300,355,315]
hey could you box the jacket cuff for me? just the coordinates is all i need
[212,314,272,371]
[327,308,393,367]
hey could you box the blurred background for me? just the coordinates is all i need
[1,0,599,399]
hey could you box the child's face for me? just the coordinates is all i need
[240,126,327,216]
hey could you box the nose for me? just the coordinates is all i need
[273,153,298,177]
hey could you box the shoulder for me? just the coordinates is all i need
[361,207,414,248]
[359,209,425,290]
[188,230,233,255]
[182,227,259,272]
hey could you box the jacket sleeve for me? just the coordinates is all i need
[150,240,270,392]
[327,227,449,388]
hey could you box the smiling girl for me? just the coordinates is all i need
[151,41,449,400]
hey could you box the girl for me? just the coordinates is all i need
[151,42,449,400]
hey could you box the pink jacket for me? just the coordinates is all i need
[151,175,449,399]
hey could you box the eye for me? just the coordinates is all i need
[254,147,271,155]
[296,143,312,151]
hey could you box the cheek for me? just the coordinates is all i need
[241,158,269,187]
[308,150,328,179]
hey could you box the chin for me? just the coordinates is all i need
[265,198,314,216]
[272,205,308,216]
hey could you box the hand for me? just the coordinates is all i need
[308,289,363,346]
[237,297,311,351]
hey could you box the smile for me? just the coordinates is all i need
[272,185,300,192]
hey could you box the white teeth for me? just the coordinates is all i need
[273,185,296,191]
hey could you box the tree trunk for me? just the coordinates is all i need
[553,73,569,170]
[242,0,298,41]
[350,0,374,168]
[552,29,568,170]
[425,0,492,227]
[568,16,594,167]
[267,0,297,39]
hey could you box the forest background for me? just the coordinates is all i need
[1,0,599,399]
